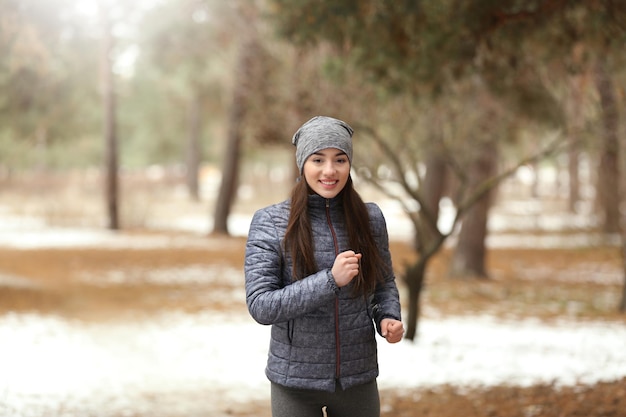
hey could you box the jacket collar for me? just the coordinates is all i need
[308,193,343,210]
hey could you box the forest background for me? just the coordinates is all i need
[0,0,626,416]
[2,0,625,335]
[1,1,626,415]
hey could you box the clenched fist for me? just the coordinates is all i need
[331,250,362,287]
[380,318,404,343]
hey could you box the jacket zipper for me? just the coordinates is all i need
[325,198,341,382]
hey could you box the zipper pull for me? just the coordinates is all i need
[326,199,330,208]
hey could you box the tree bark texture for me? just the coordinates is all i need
[567,75,584,212]
[403,260,426,341]
[212,40,257,235]
[449,142,498,278]
[418,150,447,250]
[619,224,626,313]
[404,147,447,341]
[100,6,119,230]
[594,61,620,234]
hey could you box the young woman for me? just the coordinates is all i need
[244,116,404,417]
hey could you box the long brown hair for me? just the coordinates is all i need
[283,175,387,297]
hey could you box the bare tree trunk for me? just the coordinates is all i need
[212,40,257,235]
[450,142,497,278]
[567,75,584,212]
[212,93,243,235]
[100,5,119,230]
[404,259,426,341]
[404,146,447,341]
[619,223,626,313]
[186,93,201,201]
[594,61,624,311]
[419,150,447,249]
[594,61,620,234]
[567,145,580,211]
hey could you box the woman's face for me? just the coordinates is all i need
[303,147,351,199]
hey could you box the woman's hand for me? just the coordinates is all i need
[380,318,404,343]
[331,250,362,287]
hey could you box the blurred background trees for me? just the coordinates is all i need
[1,0,625,334]
[267,0,626,337]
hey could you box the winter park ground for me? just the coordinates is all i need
[1,172,626,416]
[1,236,625,417]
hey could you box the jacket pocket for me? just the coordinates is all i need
[287,319,294,343]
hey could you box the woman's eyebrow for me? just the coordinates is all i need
[312,151,347,156]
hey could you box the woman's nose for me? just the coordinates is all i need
[323,161,336,174]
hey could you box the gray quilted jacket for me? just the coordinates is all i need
[244,194,402,392]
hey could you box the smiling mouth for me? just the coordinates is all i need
[320,180,338,186]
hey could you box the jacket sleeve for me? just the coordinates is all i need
[367,204,403,335]
[244,208,339,325]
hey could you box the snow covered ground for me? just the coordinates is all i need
[0,203,625,416]
[1,311,625,417]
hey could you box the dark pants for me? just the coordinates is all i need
[270,380,380,417]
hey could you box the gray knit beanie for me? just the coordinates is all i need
[291,116,354,173]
